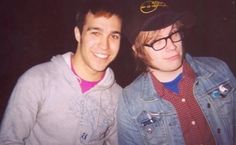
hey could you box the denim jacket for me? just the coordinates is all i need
[118,54,236,145]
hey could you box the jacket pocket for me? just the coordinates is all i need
[207,81,234,118]
[136,110,167,145]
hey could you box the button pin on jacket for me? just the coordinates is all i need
[210,83,232,99]
[219,84,231,96]
[210,90,221,99]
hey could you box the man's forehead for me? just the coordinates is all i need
[84,11,121,23]
[82,12,121,33]
[86,11,120,20]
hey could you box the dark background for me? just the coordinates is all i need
[0,0,236,121]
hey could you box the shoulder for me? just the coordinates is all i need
[20,61,56,81]
[124,73,146,91]
[122,73,149,102]
[187,54,232,75]
[193,56,226,67]
[110,82,123,97]
[18,54,67,86]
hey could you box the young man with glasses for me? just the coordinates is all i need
[0,0,123,144]
[117,0,236,145]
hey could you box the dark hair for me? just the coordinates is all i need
[75,0,124,32]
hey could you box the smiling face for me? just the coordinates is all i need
[72,11,122,81]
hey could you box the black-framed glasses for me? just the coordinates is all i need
[144,30,184,51]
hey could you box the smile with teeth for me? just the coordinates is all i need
[94,53,109,59]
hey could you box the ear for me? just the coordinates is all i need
[132,45,137,54]
[74,27,81,43]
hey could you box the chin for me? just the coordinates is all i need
[159,61,182,71]
[95,66,108,72]
[167,64,183,72]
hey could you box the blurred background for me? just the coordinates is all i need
[0,0,236,121]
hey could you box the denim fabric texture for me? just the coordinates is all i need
[118,53,236,145]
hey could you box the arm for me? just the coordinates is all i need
[220,59,236,144]
[233,82,236,145]
[226,66,236,145]
[0,71,42,144]
[117,92,144,145]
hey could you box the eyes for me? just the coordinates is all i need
[143,30,184,51]
[110,33,121,40]
[89,30,121,40]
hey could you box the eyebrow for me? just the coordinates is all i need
[87,27,101,31]
[145,27,178,44]
[87,27,121,35]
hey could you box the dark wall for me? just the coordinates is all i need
[0,0,236,120]
[0,0,79,120]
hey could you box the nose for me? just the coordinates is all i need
[99,35,109,50]
[165,38,177,51]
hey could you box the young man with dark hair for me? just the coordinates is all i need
[0,0,123,144]
[118,0,236,145]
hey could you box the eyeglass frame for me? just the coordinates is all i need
[143,30,184,51]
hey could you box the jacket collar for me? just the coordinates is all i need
[185,53,214,79]
[139,73,161,101]
[139,53,215,101]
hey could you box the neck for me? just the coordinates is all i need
[150,66,183,83]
